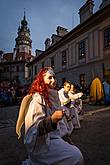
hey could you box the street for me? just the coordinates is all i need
[71,108,110,165]
[0,104,110,165]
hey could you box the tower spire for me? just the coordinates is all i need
[24,8,26,20]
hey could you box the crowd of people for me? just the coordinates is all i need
[0,82,29,107]
[0,80,88,108]
[0,74,110,109]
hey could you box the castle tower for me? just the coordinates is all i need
[14,11,32,61]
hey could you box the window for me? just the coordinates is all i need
[62,77,66,85]
[16,66,19,72]
[104,27,110,47]
[62,50,67,65]
[4,66,9,72]
[3,58,7,62]
[42,61,45,68]
[35,65,37,75]
[11,66,16,72]
[19,57,22,60]
[80,74,86,86]
[19,66,23,71]
[17,49,19,53]
[29,68,31,78]
[79,40,86,58]
[51,56,54,68]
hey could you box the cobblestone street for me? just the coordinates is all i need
[0,104,110,165]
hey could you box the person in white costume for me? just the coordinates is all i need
[16,67,84,165]
[68,84,83,128]
[59,82,83,129]
[58,81,74,142]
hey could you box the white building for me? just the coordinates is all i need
[27,0,110,87]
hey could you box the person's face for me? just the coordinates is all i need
[64,83,71,92]
[43,72,56,88]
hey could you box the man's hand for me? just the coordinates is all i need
[51,110,65,123]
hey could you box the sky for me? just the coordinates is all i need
[0,0,102,55]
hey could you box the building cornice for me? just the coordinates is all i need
[0,60,26,65]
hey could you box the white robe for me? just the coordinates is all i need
[22,89,84,165]
[59,88,81,129]
[69,91,83,122]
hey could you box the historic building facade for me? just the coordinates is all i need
[0,12,33,84]
[27,0,110,87]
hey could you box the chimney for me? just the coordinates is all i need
[56,26,68,37]
[79,0,94,24]
[51,34,62,44]
[35,49,44,57]
[45,38,51,50]
[99,0,110,10]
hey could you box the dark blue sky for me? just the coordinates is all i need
[0,0,101,55]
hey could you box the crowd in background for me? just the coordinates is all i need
[0,76,110,108]
[0,80,29,107]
